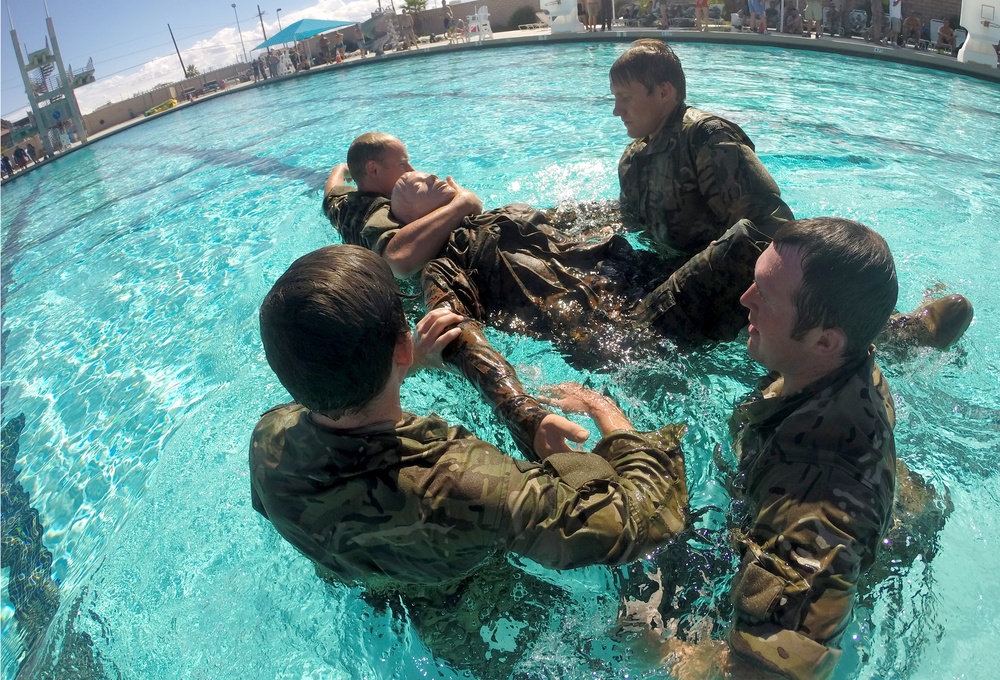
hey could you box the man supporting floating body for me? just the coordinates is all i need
[249,244,690,672]
[647,218,899,679]
[609,39,972,349]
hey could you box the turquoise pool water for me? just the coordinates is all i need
[1,42,998,679]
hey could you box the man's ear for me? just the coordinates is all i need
[394,331,415,370]
[656,81,677,107]
[813,326,847,359]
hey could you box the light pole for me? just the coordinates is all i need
[276,8,286,48]
[232,3,249,62]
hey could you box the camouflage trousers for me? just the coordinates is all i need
[423,218,771,370]
[360,555,566,677]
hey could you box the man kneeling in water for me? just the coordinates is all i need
[250,244,690,673]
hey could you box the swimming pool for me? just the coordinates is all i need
[1,42,998,679]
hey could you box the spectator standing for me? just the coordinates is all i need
[319,33,332,63]
[400,9,417,48]
[868,0,884,43]
[1,154,12,177]
[601,0,614,30]
[442,0,454,38]
[888,0,903,45]
[333,30,346,60]
[695,0,710,31]
[833,0,855,36]
[13,147,27,170]
[748,0,767,33]
[25,143,37,163]
[804,0,823,36]
[586,0,600,31]
[354,23,368,58]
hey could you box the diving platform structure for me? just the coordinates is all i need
[8,11,93,155]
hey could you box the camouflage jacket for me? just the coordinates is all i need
[250,405,689,587]
[323,184,400,255]
[727,348,897,680]
[618,105,793,260]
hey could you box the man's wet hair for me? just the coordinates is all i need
[610,39,687,102]
[773,218,898,358]
[347,132,398,186]
[259,245,408,416]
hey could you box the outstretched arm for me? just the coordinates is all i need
[383,177,483,279]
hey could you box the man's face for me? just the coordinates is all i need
[370,139,414,195]
[740,244,811,375]
[611,79,677,140]
[391,171,457,223]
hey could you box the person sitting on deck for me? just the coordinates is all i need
[936,17,956,52]
[783,5,804,33]
[249,244,690,674]
[901,13,922,46]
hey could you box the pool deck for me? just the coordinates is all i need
[3,25,997,185]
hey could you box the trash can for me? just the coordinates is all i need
[731,13,741,30]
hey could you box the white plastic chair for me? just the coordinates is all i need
[467,6,494,42]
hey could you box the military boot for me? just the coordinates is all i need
[884,294,974,349]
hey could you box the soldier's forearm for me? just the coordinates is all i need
[441,320,551,460]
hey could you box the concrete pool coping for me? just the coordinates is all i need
[3,25,997,186]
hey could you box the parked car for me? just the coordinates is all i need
[202,80,220,93]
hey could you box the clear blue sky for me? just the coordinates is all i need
[2,0,388,119]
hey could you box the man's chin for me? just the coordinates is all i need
[745,337,764,366]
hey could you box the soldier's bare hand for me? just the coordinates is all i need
[412,308,464,370]
[533,413,590,458]
[446,176,483,216]
[540,382,633,436]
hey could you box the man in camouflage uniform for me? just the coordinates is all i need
[611,39,796,343]
[250,244,690,671]
[610,39,973,348]
[659,218,898,679]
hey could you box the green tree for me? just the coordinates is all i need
[403,0,427,11]
[185,64,200,78]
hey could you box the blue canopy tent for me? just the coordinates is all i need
[253,18,354,50]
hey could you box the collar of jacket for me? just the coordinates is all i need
[634,103,690,157]
[737,346,877,429]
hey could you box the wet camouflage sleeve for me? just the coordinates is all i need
[250,408,689,584]
[728,355,896,680]
[690,116,793,242]
[438,318,551,460]
[633,219,770,344]
[503,424,689,568]
[322,184,401,254]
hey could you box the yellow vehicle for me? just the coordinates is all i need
[144,99,178,117]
